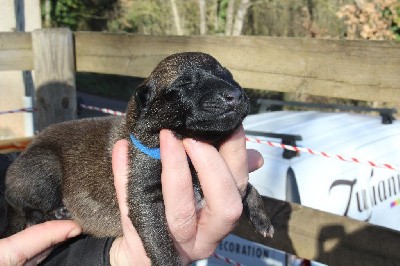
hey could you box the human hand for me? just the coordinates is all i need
[0,220,81,266]
[110,126,263,265]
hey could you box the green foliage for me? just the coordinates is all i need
[219,0,228,20]
[382,3,400,40]
[108,0,173,34]
[53,0,86,30]
[214,0,228,34]
[107,0,229,35]
[41,0,118,31]
[42,0,398,39]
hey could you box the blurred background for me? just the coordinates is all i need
[39,0,400,113]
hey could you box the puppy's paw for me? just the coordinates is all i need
[243,183,274,238]
[50,206,72,220]
[249,211,274,238]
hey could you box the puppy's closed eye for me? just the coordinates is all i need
[172,75,194,88]
[135,85,152,111]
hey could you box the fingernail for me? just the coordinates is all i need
[67,228,82,238]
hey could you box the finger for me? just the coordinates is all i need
[247,149,264,173]
[183,139,242,249]
[112,139,130,227]
[218,126,249,197]
[160,129,197,244]
[112,139,140,236]
[112,139,148,260]
[1,220,81,265]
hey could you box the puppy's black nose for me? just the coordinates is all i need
[222,88,242,105]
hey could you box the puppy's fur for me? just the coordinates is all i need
[4,52,273,265]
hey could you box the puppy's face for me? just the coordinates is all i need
[134,52,249,143]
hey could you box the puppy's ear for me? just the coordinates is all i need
[135,84,152,112]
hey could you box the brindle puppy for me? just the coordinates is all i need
[4,52,273,265]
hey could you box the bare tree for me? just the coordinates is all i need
[232,0,251,36]
[225,0,235,35]
[170,0,183,35]
[43,0,52,28]
[198,0,206,35]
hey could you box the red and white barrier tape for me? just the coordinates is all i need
[79,104,126,116]
[245,136,399,172]
[3,104,399,172]
[0,107,36,115]
[212,252,244,266]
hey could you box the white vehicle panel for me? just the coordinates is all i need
[244,111,400,231]
[197,110,400,266]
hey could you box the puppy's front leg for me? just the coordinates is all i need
[243,183,274,238]
[127,154,180,265]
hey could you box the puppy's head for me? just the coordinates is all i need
[129,52,249,144]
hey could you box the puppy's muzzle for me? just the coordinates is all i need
[203,87,247,116]
[219,87,244,108]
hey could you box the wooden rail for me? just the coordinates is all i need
[1,31,400,103]
[1,29,400,264]
[234,197,400,265]
[0,32,32,71]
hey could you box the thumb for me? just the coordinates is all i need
[112,139,140,235]
[111,139,149,264]
[0,220,81,265]
[112,139,132,229]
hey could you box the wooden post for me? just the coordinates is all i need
[31,28,77,131]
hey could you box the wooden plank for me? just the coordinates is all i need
[0,2,36,140]
[234,196,400,265]
[32,28,77,131]
[0,32,32,71]
[0,69,26,140]
[74,33,400,103]
[1,32,399,103]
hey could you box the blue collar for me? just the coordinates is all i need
[129,134,161,160]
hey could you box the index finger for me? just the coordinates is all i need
[219,126,249,197]
[183,139,243,249]
[160,130,197,244]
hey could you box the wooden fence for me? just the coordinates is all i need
[2,30,400,103]
[1,28,400,265]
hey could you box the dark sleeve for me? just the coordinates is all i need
[40,235,115,266]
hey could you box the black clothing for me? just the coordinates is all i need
[40,235,115,266]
